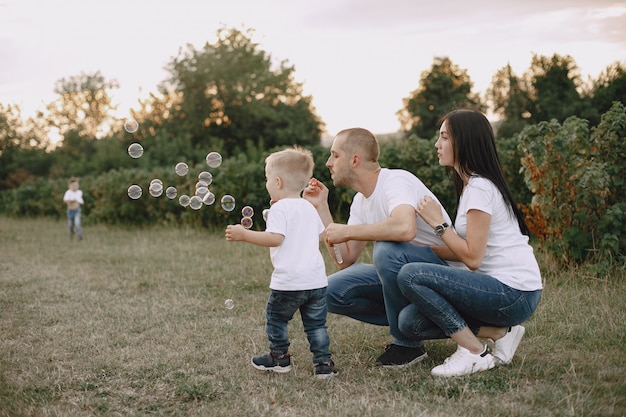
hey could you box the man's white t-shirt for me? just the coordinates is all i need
[265,198,327,291]
[63,189,84,205]
[348,168,465,269]
[455,176,542,291]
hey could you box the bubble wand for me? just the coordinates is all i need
[332,244,343,265]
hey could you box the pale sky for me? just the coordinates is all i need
[1,0,625,136]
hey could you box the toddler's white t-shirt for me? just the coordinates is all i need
[265,198,327,291]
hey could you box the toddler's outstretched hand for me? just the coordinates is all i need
[225,224,246,241]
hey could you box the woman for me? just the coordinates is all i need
[397,109,542,377]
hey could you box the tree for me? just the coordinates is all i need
[155,27,323,156]
[590,61,626,122]
[398,57,484,139]
[486,63,532,138]
[46,71,119,139]
[526,54,585,124]
[0,104,52,189]
[42,72,120,178]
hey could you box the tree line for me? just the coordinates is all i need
[1,27,624,189]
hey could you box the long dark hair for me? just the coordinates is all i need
[442,109,530,236]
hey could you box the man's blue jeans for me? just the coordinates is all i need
[327,262,387,326]
[265,287,332,365]
[397,263,541,340]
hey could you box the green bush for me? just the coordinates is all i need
[519,102,625,268]
[0,145,351,230]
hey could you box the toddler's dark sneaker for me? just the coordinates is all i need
[314,361,339,379]
[251,351,291,373]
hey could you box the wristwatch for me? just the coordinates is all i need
[434,222,449,236]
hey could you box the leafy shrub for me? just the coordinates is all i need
[519,102,625,267]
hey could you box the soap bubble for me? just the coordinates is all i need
[198,171,213,185]
[241,206,254,218]
[220,195,236,212]
[189,195,203,210]
[124,119,139,133]
[262,209,269,222]
[202,192,216,205]
[127,143,143,158]
[195,186,209,197]
[148,179,163,197]
[241,217,253,229]
[179,194,190,207]
[149,184,163,197]
[224,299,235,309]
[165,186,177,199]
[127,184,142,199]
[175,162,189,176]
[206,152,222,168]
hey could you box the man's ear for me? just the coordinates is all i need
[351,154,360,168]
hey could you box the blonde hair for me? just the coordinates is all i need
[68,176,79,185]
[265,146,314,192]
[336,127,379,165]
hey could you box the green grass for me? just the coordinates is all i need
[0,216,624,417]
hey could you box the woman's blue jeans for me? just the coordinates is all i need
[265,287,332,364]
[397,263,542,340]
[373,242,450,348]
[326,241,448,348]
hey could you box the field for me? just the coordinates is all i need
[1,216,624,417]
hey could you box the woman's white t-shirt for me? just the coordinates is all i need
[455,176,542,291]
[264,198,327,291]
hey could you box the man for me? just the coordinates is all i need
[304,127,464,367]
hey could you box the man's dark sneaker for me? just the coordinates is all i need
[251,351,292,373]
[314,361,339,379]
[375,344,428,368]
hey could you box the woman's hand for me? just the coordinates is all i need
[416,196,445,228]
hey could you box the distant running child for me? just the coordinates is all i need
[63,177,84,240]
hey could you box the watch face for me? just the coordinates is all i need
[435,223,448,236]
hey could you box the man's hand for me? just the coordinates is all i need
[325,223,350,245]
[303,178,329,209]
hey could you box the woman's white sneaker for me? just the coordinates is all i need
[494,325,525,365]
[431,345,495,377]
